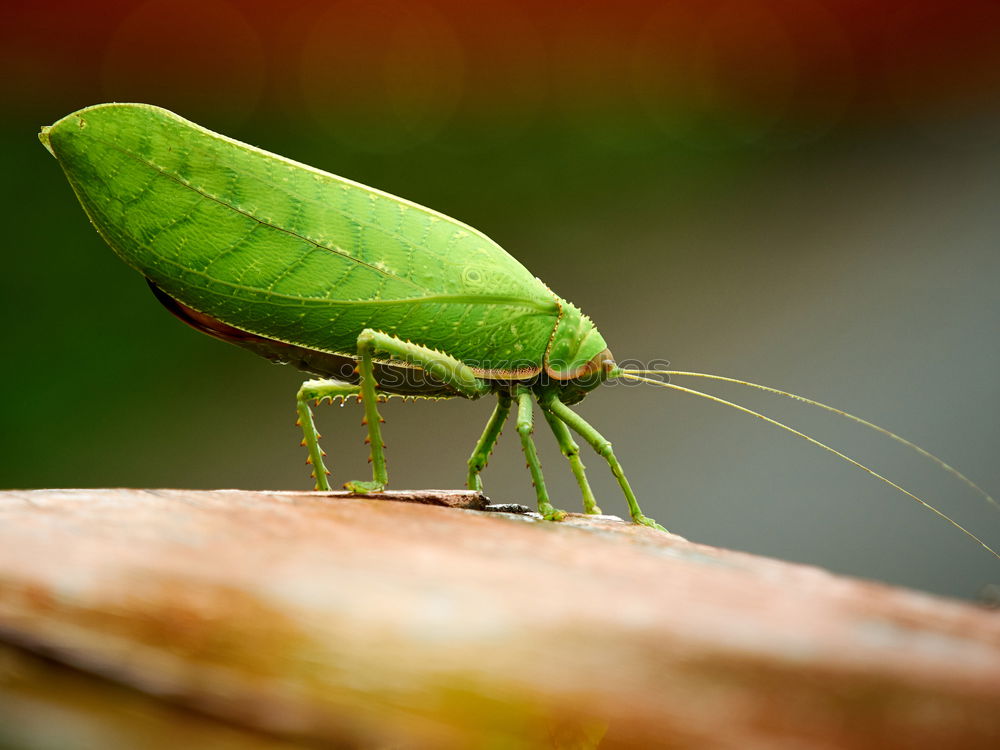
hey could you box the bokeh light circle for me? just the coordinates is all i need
[298,0,464,154]
[101,0,264,125]
[634,0,853,151]
[426,2,545,154]
[552,11,660,152]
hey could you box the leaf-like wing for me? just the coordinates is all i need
[44,104,558,371]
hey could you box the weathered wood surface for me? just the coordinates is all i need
[0,488,998,749]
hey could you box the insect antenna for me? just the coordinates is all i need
[615,371,999,560]
[620,369,998,512]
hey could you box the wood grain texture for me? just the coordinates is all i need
[1,488,998,749]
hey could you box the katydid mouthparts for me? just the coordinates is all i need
[39,103,997,554]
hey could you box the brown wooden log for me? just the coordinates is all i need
[1,488,998,749]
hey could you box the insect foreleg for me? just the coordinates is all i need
[345,329,492,494]
[541,409,601,515]
[542,396,665,531]
[515,388,567,522]
[296,380,363,491]
[466,393,513,492]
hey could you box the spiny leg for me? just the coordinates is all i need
[541,408,601,515]
[346,328,492,494]
[346,330,389,493]
[467,393,512,492]
[542,395,665,531]
[296,380,363,491]
[516,387,566,521]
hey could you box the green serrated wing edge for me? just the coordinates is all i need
[42,103,561,373]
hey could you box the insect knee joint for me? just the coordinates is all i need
[595,440,614,458]
[357,329,379,350]
[516,421,533,438]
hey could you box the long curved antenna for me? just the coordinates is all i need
[622,368,998,512]
[618,372,999,560]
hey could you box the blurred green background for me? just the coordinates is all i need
[3,0,998,599]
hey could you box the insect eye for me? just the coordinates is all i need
[462,267,484,285]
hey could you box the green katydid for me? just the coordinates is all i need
[39,103,998,555]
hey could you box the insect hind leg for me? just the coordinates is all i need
[345,328,492,494]
[296,380,363,491]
